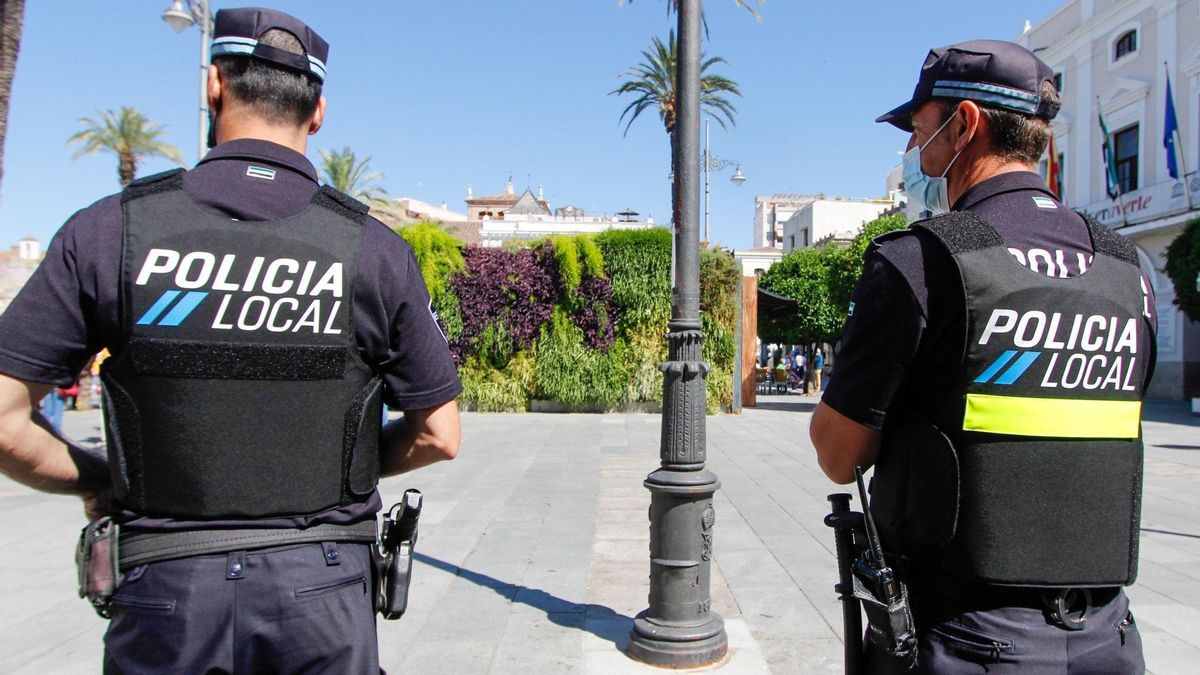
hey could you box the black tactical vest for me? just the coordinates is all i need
[870,210,1151,587]
[101,170,382,519]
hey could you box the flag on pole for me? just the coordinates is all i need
[1164,67,1181,179]
[1098,105,1121,199]
[1046,135,1061,198]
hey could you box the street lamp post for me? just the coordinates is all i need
[626,0,729,668]
[702,118,746,243]
[161,0,212,162]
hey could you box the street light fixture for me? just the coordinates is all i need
[702,119,746,242]
[626,0,728,668]
[161,0,212,162]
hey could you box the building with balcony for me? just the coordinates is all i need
[1017,0,1200,399]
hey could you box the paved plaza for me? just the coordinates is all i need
[1,396,1198,673]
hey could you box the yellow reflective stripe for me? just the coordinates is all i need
[963,394,1141,438]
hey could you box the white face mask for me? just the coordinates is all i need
[901,113,964,217]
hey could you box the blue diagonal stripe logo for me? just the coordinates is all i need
[137,290,181,325]
[974,350,1017,384]
[994,351,1041,385]
[136,290,208,327]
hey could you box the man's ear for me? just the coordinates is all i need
[207,64,222,112]
[308,95,326,136]
[954,100,982,152]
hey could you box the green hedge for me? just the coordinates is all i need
[399,224,739,413]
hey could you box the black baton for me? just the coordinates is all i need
[826,493,865,675]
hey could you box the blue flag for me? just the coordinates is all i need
[1164,71,1180,179]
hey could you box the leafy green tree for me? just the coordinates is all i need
[1165,216,1200,322]
[759,213,908,346]
[67,107,184,187]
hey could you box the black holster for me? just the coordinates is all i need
[76,517,123,619]
[374,489,422,620]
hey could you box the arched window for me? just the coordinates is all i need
[1114,30,1137,60]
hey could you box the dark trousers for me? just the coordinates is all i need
[867,588,1144,674]
[104,541,379,674]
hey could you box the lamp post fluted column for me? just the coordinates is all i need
[626,0,728,667]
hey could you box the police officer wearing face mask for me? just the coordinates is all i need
[811,40,1155,673]
[0,8,462,672]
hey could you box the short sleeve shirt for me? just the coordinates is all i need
[822,171,1155,430]
[0,139,462,528]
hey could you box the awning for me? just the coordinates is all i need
[757,287,798,318]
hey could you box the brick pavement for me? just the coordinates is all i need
[1,397,1197,673]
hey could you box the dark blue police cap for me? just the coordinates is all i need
[210,7,328,82]
[876,39,1059,132]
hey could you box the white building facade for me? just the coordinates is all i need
[753,194,819,249]
[1016,0,1200,399]
[780,198,895,253]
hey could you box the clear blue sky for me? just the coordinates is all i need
[1,1,1058,251]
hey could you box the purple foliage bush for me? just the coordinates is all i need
[448,241,619,364]
[573,276,617,350]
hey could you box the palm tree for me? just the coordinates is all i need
[0,0,26,194]
[317,146,400,220]
[611,29,740,138]
[611,30,740,231]
[67,107,184,187]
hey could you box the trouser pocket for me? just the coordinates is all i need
[928,620,1015,664]
[293,574,367,602]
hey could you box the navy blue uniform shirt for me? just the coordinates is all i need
[822,171,1155,430]
[0,139,462,529]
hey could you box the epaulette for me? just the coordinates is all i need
[121,169,186,202]
[314,185,370,224]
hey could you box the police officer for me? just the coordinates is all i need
[811,40,1154,673]
[0,7,461,673]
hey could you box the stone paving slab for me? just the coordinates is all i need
[1,398,1197,673]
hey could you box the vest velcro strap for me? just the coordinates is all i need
[129,337,346,380]
[963,394,1141,438]
[119,520,378,570]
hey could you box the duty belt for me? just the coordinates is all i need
[118,521,379,571]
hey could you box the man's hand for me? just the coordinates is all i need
[810,401,882,484]
[83,489,117,522]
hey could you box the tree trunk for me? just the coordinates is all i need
[0,0,26,195]
[118,151,136,187]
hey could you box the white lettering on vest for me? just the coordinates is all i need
[979,309,1019,345]
[1081,316,1106,352]
[175,251,216,289]
[262,258,299,294]
[212,294,234,329]
[1013,311,1047,348]
[238,296,270,331]
[267,298,299,332]
[212,254,240,291]
[309,264,344,297]
[136,249,179,285]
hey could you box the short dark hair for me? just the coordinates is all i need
[213,28,322,126]
[939,81,1059,165]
